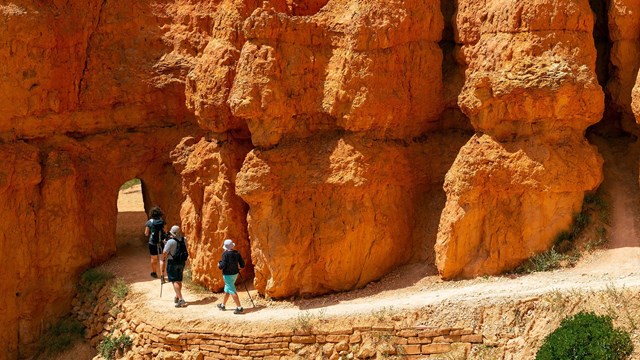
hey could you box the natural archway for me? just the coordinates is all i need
[116,178,147,250]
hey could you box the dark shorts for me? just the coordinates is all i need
[149,243,162,256]
[167,260,184,282]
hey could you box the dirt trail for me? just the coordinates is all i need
[106,145,640,333]
[584,135,640,273]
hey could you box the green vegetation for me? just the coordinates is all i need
[536,312,632,360]
[371,306,395,322]
[98,332,133,360]
[119,178,141,190]
[294,311,314,332]
[35,318,84,359]
[78,268,114,304]
[110,278,129,300]
[515,191,609,274]
[516,247,579,274]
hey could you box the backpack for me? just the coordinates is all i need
[172,237,189,264]
[149,219,165,245]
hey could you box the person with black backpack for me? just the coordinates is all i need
[217,239,245,314]
[144,206,166,279]
[161,225,189,307]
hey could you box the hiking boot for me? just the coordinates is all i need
[174,297,179,304]
[233,307,244,314]
[217,304,225,311]
[150,272,158,279]
[175,299,187,308]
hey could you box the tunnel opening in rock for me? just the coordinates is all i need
[116,178,147,250]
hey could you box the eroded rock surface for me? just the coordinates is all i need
[171,136,253,291]
[2,0,626,356]
[610,0,640,133]
[436,0,604,278]
[236,133,468,297]
[0,0,206,355]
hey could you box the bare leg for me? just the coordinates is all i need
[223,292,230,306]
[231,293,241,308]
[173,282,183,300]
[150,255,158,274]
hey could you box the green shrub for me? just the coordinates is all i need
[78,268,114,304]
[98,333,133,360]
[515,247,577,274]
[536,312,633,360]
[35,318,84,358]
[110,278,129,300]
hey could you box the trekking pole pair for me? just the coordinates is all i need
[238,272,255,307]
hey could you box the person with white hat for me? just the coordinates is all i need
[161,225,189,307]
[217,239,245,314]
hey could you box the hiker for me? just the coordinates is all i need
[217,239,245,314]
[144,206,165,279]
[161,225,188,307]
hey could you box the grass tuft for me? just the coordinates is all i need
[110,278,129,300]
[98,333,133,360]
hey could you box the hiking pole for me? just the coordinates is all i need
[157,243,164,298]
[238,272,255,307]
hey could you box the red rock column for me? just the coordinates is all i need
[610,0,640,133]
[171,137,253,291]
[231,0,445,298]
[435,0,604,278]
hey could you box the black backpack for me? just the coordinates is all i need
[149,219,165,245]
[172,237,189,264]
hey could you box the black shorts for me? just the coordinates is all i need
[149,243,162,256]
[167,260,185,282]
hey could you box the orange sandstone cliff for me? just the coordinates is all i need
[0,0,628,357]
[0,0,207,356]
[435,0,605,278]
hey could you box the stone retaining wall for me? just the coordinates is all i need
[73,281,484,359]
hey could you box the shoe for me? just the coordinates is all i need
[175,299,187,308]
[233,307,244,314]
[217,304,225,311]
[150,272,158,279]
[174,297,179,304]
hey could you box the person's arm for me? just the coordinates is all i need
[144,224,150,237]
[238,253,245,269]
[218,251,228,270]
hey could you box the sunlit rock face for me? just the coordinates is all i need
[224,0,449,298]
[171,136,253,292]
[2,0,618,356]
[436,0,604,279]
[0,0,206,355]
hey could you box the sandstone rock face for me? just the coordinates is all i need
[2,0,622,356]
[236,133,468,298]
[610,0,640,133]
[227,0,444,147]
[171,136,253,291]
[0,1,206,356]
[226,0,450,297]
[436,0,604,278]
[437,135,603,278]
[179,0,453,299]
[1,129,198,356]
